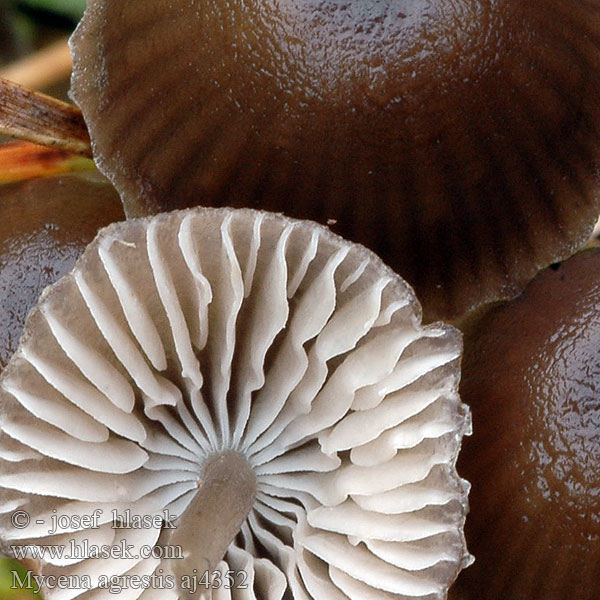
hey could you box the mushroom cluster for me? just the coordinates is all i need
[1,0,600,598]
[0,208,471,599]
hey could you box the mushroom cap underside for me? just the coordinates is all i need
[0,206,470,599]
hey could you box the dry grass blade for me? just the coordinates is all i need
[0,36,72,90]
[0,140,95,182]
[0,78,92,157]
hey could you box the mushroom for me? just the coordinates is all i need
[0,207,471,599]
[0,171,123,371]
[455,247,600,599]
[69,0,600,321]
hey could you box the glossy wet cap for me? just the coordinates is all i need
[455,247,600,599]
[0,206,471,599]
[70,0,600,320]
[0,171,123,370]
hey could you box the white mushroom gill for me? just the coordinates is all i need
[0,207,471,600]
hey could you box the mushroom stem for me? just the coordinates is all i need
[168,451,257,593]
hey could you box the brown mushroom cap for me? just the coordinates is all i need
[455,247,600,599]
[0,172,123,370]
[70,0,600,321]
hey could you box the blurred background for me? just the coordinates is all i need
[0,0,85,99]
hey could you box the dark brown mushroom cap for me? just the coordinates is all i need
[0,172,123,370]
[455,247,600,599]
[70,0,600,321]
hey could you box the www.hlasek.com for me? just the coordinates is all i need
[11,537,184,561]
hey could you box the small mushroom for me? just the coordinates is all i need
[455,247,600,599]
[0,171,123,371]
[70,0,600,320]
[0,207,470,599]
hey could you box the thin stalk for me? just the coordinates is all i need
[167,452,257,597]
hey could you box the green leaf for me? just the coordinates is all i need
[16,0,86,22]
[0,557,41,598]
